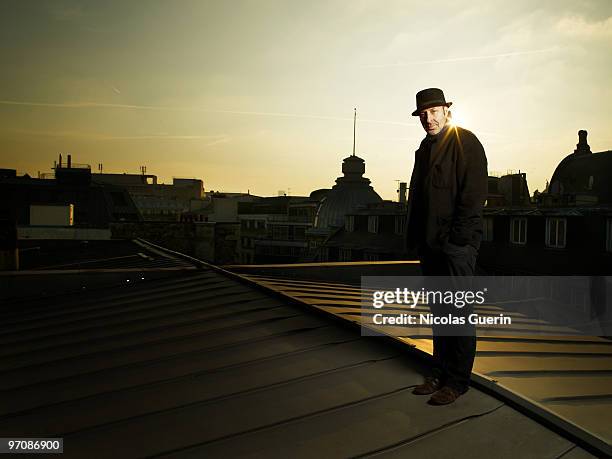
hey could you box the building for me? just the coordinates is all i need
[92,172,206,221]
[234,147,386,265]
[313,154,382,231]
[486,171,531,207]
[237,196,319,264]
[181,191,259,223]
[0,157,141,233]
[545,129,612,206]
[318,200,407,262]
[306,153,383,260]
[478,131,612,275]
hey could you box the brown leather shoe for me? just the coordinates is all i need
[428,386,464,405]
[412,377,443,395]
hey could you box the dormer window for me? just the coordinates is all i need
[395,216,406,235]
[345,215,355,232]
[368,216,379,233]
[510,217,527,245]
[545,217,566,248]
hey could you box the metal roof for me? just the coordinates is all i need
[0,242,605,458]
[240,271,611,456]
[16,239,194,271]
[484,207,612,216]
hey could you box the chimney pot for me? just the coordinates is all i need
[574,130,591,155]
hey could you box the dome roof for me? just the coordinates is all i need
[314,155,382,229]
[549,131,612,204]
[309,188,331,201]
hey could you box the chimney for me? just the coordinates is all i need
[67,154,72,168]
[398,182,407,203]
[574,130,591,155]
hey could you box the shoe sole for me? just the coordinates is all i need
[413,389,440,395]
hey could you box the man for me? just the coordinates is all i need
[405,88,488,405]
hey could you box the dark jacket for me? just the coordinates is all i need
[405,125,488,253]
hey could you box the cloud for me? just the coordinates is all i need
[202,135,232,147]
[556,15,612,39]
[0,100,415,127]
[6,128,231,144]
[362,47,561,68]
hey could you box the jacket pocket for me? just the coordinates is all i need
[442,240,470,257]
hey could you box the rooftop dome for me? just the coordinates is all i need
[314,155,382,229]
[549,130,612,204]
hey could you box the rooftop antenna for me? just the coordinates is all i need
[352,107,357,157]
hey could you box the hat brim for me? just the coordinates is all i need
[412,101,452,116]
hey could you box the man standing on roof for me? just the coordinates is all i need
[405,88,488,405]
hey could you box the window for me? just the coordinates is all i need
[546,217,566,248]
[606,218,612,252]
[482,217,494,242]
[365,252,379,261]
[272,225,288,240]
[345,215,355,232]
[510,217,527,244]
[339,248,351,261]
[294,226,306,240]
[368,216,379,234]
[395,216,406,235]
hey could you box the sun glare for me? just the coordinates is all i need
[448,109,469,128]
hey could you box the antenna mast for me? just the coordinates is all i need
[352,107,356,156]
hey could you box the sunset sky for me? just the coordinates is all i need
[1,0,610,199]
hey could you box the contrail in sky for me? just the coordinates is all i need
[362,47,560,68]
[0,100,416,127]
[7,128,231,143]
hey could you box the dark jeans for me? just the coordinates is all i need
[418,243,478,393]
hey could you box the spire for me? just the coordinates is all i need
[352,108,356,157]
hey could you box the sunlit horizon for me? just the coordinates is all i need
[1,0,610,199]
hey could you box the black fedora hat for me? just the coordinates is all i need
[412,88,452,116]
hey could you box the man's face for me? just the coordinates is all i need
[419,105,448,135]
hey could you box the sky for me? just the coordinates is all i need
[0,0,611,199]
